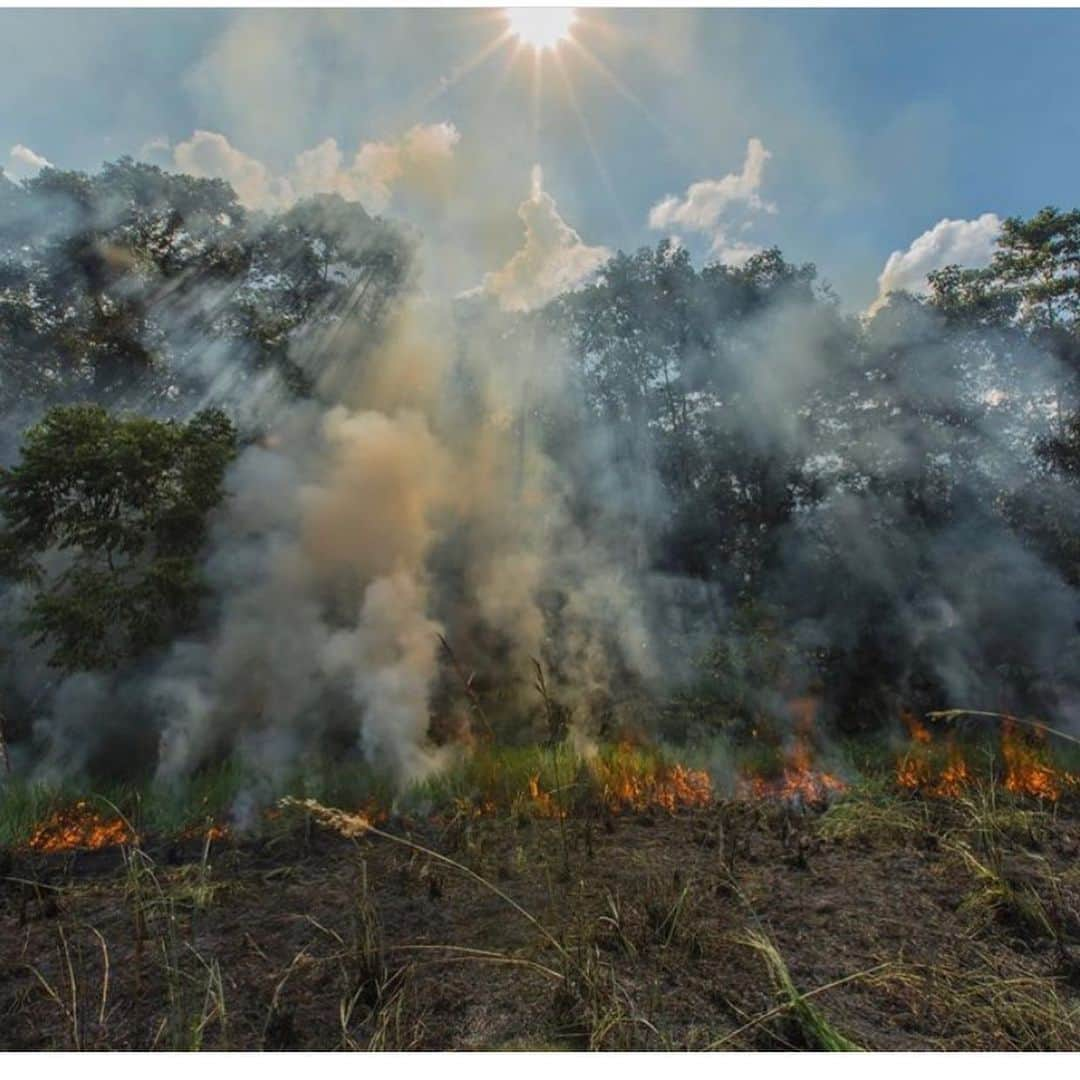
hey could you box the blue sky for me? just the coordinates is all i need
[3,8,1079,309]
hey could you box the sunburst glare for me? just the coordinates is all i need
[505,7,577,50]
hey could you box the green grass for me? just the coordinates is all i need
[817,779,932,844]
[3,721,1078,851]
[730,930,865,1050]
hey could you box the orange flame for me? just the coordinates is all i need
[739,698,847,805]
[28,800,134,853]
[897,731,970,797]
[179,821,230,843]
[519,746,712,818]
[934,743,971,797]
[527,773,562,817]
[902,710,932,744]
[743,748,847,805]
[896,713,1077,800]
[1000,718,1067,800]
[593,744,712,813]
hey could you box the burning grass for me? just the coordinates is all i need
[895,711,1080,802]
[28,800,133,853]
[418,740,715,821]
[738,741,846,806]
[4,756,1080,1050]
[4,707,1080,860]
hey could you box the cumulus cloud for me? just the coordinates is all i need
[648,137,775,263]
[870,212,1002,314]
[173,130,290,210]
[472,165,610,312]
[293,122,459,210]
[169,122,460,213]
[4,143,51,181]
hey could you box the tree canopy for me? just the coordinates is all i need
[0,404,237,670]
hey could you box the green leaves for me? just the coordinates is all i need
[0,404,237,671]
[992,207,1080,330]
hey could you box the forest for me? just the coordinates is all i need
[3,158,1080,1051]
[1,159,1079,771]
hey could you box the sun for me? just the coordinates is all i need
[504,7,577,50]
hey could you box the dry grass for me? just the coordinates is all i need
[5,768,1080,1050]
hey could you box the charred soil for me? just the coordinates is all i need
[2,792,1080,1050]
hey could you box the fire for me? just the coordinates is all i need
[28,800,134,853]
[903,710,932,744]
[527,773,561,817]
[896,712,1077,800]
[592,744,712,813]
[738,697,847,805]
[743,742,846,805]
[896,733,970,797]
[180,821,230,843]
[934,745,971,797]
[1000,718,1067,800]
[520,746,712,818]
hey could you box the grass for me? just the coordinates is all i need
[5,759,1080,1049]
[889,949,1080,1050]
[722,930,867,1050]
[282,794,665,1050]
[4,718,1079,851]
[4,725,1080,1049]
[816,778,933,844]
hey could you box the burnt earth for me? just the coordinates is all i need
[2,796,1079,1050]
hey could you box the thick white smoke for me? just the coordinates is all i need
[139,265,659,790]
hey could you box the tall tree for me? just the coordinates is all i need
[0,404,237,670]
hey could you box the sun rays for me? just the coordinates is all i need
[505,7,577,51]
[409,9,655,232]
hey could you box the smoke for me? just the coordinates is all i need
[113,240,665,790]
[4,138,1080,800]
[743,291,1080,733]
[3,144,51,181]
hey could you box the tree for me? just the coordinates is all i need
[991,208,1080,329]
[0,404,237,670]
[989,207,1080,425]
[0,162,415,411]
[926,263,1017,329]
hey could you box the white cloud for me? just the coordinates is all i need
[169,123,460,214]
[172,130,290,210]
[294,122,460,211]
[471,165,610,312]
[4,143,51,181]
[870,212,1002,314]
[648,137,775,262]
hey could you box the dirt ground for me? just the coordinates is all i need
[3,793,1080,1050]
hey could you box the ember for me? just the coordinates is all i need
[180,821,230,843]
[28,800,134,853]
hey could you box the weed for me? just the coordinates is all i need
[731,930,864,1051]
